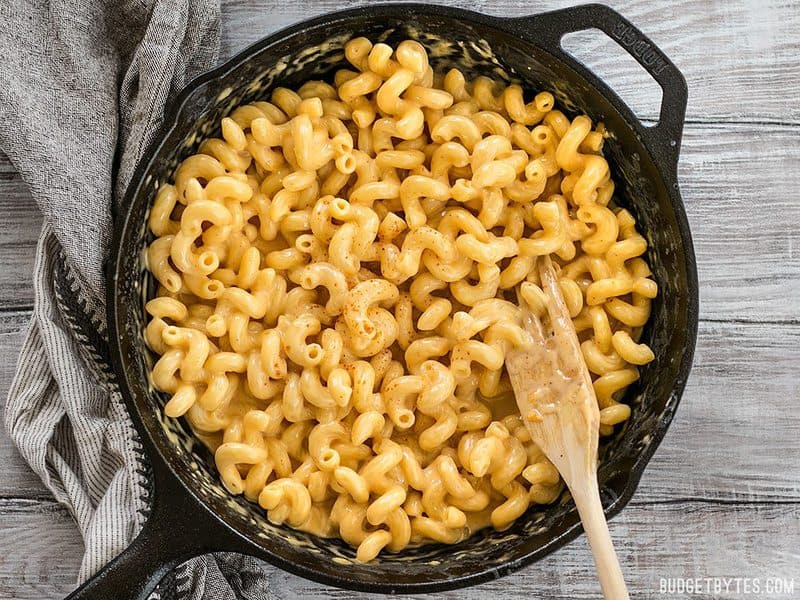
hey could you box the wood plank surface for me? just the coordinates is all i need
[1,499,797,600]
[0,499,83,600]
[639,319,800,503]
[680,123,799,324]
[0,155,40,311]
[219,0,800,124]
[262,502,800,600]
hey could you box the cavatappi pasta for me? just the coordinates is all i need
[144,37,657,562]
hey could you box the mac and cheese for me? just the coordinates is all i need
[145,37,657,561]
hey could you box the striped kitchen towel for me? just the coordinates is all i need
[0,1,278,597]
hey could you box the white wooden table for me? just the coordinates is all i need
[1,1,798,598]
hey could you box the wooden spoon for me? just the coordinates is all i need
[506,256,629,600]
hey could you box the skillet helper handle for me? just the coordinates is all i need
[510,3,687,168]
[65,468,238,600]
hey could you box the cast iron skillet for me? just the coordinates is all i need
[68,3,697,598]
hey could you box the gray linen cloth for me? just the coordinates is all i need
[0,1,279,597]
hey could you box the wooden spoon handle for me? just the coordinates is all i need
[571,481,630,600]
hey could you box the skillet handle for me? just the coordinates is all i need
[508,3,687,168]
[65,465,240,600]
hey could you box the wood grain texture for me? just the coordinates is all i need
[0,499,83,600]
[638,320,800,503]
[196,502,800,600]
[3,500,797,600]
[0,166,40,311]
[680,123,800,324]
[218,0,800,124]
[1,123,797,320]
